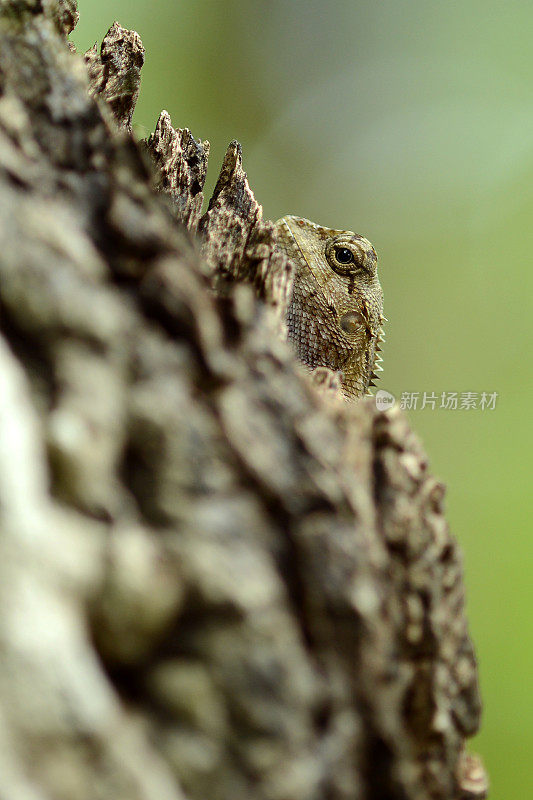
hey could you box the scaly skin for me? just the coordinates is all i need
[274,215,385,399]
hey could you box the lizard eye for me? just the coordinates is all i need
[340,311,364,334]
[325,238,366,276]
[334,247,354,264]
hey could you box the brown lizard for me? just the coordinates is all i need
[274,215,385,399]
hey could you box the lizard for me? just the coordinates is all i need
[274,218,490,799]
[274,215,385,399]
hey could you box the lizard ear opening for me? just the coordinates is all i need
[339,311,365,335]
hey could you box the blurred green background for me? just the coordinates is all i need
[74,2,531,795]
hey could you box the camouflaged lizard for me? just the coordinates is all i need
[274,216,385,399]
[274,219,490,798]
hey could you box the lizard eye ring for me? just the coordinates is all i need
[324,234,377,276]
[325,237,367,276]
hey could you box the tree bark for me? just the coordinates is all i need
[0,4,487,800]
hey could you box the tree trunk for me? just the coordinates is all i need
[0,4,487,800]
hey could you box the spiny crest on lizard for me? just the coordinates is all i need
[274,215,385,399]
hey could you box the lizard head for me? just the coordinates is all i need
[274,215,385,399]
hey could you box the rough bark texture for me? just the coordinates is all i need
[0,5,487,800]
